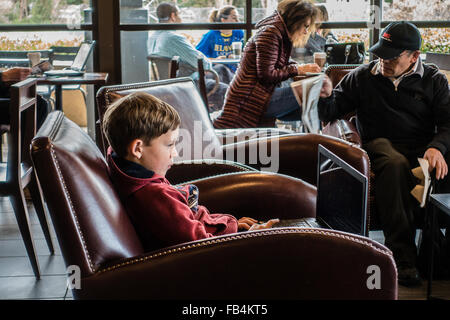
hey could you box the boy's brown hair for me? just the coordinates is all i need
[102,91,181,158]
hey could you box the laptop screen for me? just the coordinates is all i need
[71,42,93,70]
[316,144,368,236]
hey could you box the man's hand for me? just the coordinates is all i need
[320,75,333,98]
[297,63,321,75]
[423,148,448,180]
[1,67,32,83]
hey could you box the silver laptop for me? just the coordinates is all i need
[273,144,368,236]
[44,41,95,77]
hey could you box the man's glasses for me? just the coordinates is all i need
[377,51,409,62]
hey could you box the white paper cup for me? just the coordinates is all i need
[231,42,242,58]
[27,52,41,67]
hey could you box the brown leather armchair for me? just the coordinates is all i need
[31,111,397,299]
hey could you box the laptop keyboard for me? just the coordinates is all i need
[272,218,318,228]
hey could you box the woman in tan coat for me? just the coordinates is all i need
[214,0,321,129]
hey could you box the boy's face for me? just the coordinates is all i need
[139,128,179,177]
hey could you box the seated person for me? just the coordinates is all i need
[148,2,229,111]
[292,4,337,63]
[0,67,50,129]
[214,0,322,129]
[102,91,279,251]
[196,5,244,83]
[319,21,450,286]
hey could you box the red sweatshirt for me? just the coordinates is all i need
[107,150,238,251]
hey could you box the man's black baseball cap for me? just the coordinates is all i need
[368,21,422,59]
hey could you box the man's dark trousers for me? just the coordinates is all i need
[363,137,450,268]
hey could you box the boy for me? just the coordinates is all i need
[103,91,278,251]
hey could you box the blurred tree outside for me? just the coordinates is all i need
[1,0,90,24]
[383,0,449,53]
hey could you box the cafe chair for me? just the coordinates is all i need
[31,110,397,299]
[0,79,54,279]
[148,54,197,80]
[148,54,222,114]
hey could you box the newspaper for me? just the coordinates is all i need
[290,74,324,134]
[411,158,432,208]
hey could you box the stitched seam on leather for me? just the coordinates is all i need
[174,171,254,186]
[97,228,393,274]
[50,144,95,273]
[46,112,64,142]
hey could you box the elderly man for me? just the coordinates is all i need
[319,21,450,287]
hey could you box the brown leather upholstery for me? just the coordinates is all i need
[31,111,397,299]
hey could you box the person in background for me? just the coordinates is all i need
[214,0,322,129]
[0,67,50,129]
[196,6,244,83]
[292,4,337,63]
[148,2,229,111]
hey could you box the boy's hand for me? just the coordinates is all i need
[248,219,280,231]
[238,217,258,230]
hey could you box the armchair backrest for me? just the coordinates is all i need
[31,111,144,276]
[96,78,223,160]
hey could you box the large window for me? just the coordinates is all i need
[0,0,91,25]
[382,0,450,21]
[120,0,246,24]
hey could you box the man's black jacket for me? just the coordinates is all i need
[319,61,450,155]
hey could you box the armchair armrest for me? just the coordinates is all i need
[190,171,316,220]
[76,229,397,300]
[322,119,361,146]
[166,159,257,185]
[215,127,293,146]
[221,133,370,187]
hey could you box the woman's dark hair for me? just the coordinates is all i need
[156,2,178,22]
[277,0,318,36]
[209,5,237,23]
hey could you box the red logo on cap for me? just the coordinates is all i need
[382,32,392,42]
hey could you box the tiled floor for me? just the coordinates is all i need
[0,195,72,300]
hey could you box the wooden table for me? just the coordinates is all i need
[427,193,450,300]
[36,72,108,112]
